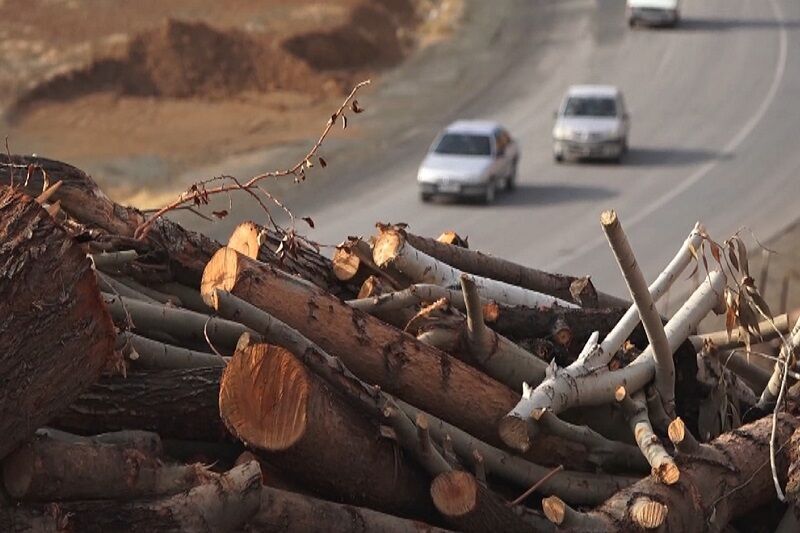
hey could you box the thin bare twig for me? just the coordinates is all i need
[508,464,564,506]
[134,80,371,240]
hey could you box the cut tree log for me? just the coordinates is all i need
[13,461,263,533]
[372,228,579,309]
[2,430,206,501]
[208,290,633,504]
[218,338,433,518]
[0,186,115,459]
[0,154,220,287]
[200,247,574,461]
[228,221,356,298]
[602,210,676,416]
[119,331,226,368]
[757,315,800,411]
[244,485,453,533]
[500,269,724,452]
[381,225,625,307]
[615,387,680,485]
[430,470,552,532]
[542,414,800,532]
[53,367,228,443]
[103,293,256,353]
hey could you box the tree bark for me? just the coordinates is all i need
[53,367,229,443]
[201,248,517,448]
[386,225,624,308]
[2,430,205,501]
[244,485,452,533]
[602,210,676,416]
[228,221,356,298]
[545,414,799,532]
[0,154,220,287]
[430,470,552,532]
[9,461,263,533]
[219,339,433,518]
[372,228,578,309]
[0,186,115,459]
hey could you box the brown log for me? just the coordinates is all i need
[2,430,205,501]
[245,485,452,533]
[545,414,800,532]
[430,470,552,532]
[786,425,800,510]
[228,221,356,298]
[0,186,115,459]
[381,225,626,307]
[201,247,577,464]
[53,367,229,442]
[333,236,409,290]
[219,339,433,518]
[10,461,262,533]
[0,154,220,287]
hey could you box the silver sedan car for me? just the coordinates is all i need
[417,120,519,204]
[552,85,630,163]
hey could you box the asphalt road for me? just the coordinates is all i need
[180,0,800,300]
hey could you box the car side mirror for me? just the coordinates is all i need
[553,110,559,119]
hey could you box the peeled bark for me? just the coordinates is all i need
[0,154,220,286]
[228,221,356,298]
[201,248,518,448]
[15,461,263,533]
[387,225,624,307]
[545,415,800,532]
[54,367,228,442]
[245,485,452,533]
[0,186,115,459]
[2,431,205,501]
[373,228,578,309]
[219,339,432,518]
[430,470,551,532]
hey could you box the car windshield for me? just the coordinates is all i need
[433,133,492,156]
[563,96,617,117]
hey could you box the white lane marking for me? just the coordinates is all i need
[545,0,789,271]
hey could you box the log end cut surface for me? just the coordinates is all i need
[498,416,530,452]
[372,229,404,267]
[430,470,478,518]
[227,222,262,260]
[332,247,360,281]
[220,343,309,451]
[201,247,243,305]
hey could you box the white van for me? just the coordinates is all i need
[627,0,680,27]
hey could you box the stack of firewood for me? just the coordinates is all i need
[2,154,800,533]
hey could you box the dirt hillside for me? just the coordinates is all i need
[0,0,462,202]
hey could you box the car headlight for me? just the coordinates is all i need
[553,126,573,140]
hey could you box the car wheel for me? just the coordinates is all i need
[628,17,636,28]
[554,153,564,163]
[420,192,432,203]
[506,160,518,191]
[482,181,496,205]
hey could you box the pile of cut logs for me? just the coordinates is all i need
[2,153,800,532]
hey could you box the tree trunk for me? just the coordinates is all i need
[0,154,220,287]
[384,225,625,308]
[53,367,229,443]
[8,461,263,533]
[201,248,516,443]
[430,470,552,532]
[219,339,433,518]
[228,221,356,298]
[0,186,115,459]
[543,415,800,532]
[245,485,452,533]
[2,430,205,501]
[201,248,574,463]
[372,228,578,309]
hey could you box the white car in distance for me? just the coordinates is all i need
[552,85,630,164]
[627,0,680,27]
[417,120,519,204]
